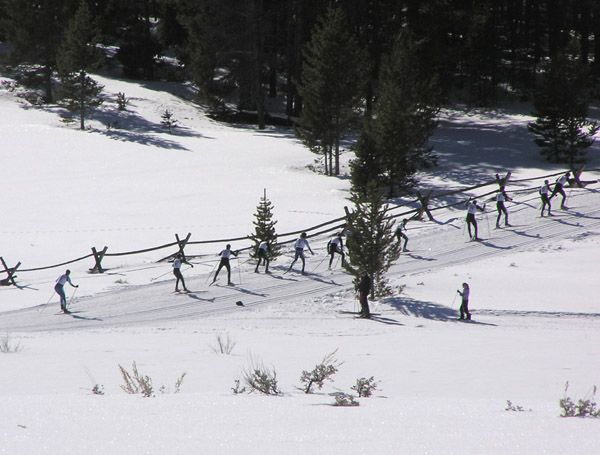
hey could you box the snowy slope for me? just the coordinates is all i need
[1,74,600,455]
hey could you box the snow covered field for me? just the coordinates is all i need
[1,74,600,454]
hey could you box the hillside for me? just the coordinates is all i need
[1,75,600,455]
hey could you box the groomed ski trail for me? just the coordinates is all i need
[1,187,600,333]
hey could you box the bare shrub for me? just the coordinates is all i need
[119,362,154,397]
[0,334,23,354]
[242,357,281,395]
[298,349,341,394]
[231,379,247,395]
[211,333,237,355]
[92,384,105,395]
[333,392,359,407]
[118,362,186,397]
[351,376,378,398]
[173,373,186,394]
[560,382,600,417]
[505,400,530,412]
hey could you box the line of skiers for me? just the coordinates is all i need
[51,172,574,315]
[465,171,572,240]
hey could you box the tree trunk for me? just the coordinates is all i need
[79,70,85,130]
[334,136,340,175]
[251,0,266,130]
[43,64,53,103]
[359,291,370,318]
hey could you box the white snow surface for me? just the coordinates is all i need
[1,74,600,454]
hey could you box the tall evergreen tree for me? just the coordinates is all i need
[114,0,162,80]
[296,6,366,176]
[3,0,76,102]
[56,1,104,130]
[528,46,599,165]
[374,30,439,196]
[249,189,281,261]
[344,182,401,298]
[350,119,384,196]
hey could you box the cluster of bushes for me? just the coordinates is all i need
[232,349,379,407]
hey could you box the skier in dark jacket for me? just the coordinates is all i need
[457,282,471,320]
[212,244,238,285]
[327,232,345,269]
[465,199,485,241]
[395,218,409,251]
[357,273,372,318]
[254,240,270,273]
[55,269,78,313]
[172,253,193,292]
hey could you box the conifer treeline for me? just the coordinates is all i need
[2,1,600,109]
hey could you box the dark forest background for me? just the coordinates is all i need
[2,1,600,112]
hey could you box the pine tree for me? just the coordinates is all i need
[344,182,401,298]
[3,0,77,102]
[161,109,178,133]
[296,6,366,176]
[374,30,440,196]
[56,1,104,130]
[350,119,384,196]
[528,46,599,166]
[249,189,281,261]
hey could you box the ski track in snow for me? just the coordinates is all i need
[2,188,600,333]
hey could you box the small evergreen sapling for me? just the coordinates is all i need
[116,92,129,111]
[161,109,178,133]
[249,189,281,261]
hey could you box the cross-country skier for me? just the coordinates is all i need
[550,172,570,209]
[457,282,471,320]
[172,253,193,292]
[327,232,345,269]
[212,244,238,285]
[465,199,485,241]
[254,240,270,273]
[539,180,552,217]
[357,273,372,318]
[54,269,78,313]
[287,232,314,274]
[395,218,409,251]
[495,189,512,228]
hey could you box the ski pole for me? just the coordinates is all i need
[38,289,56,313]
[310,254,328,273]
[67,287,78,310]
[205,260,219,284]
[236,256,242,285]
[333,254,340,270]
[150,268,172,282]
